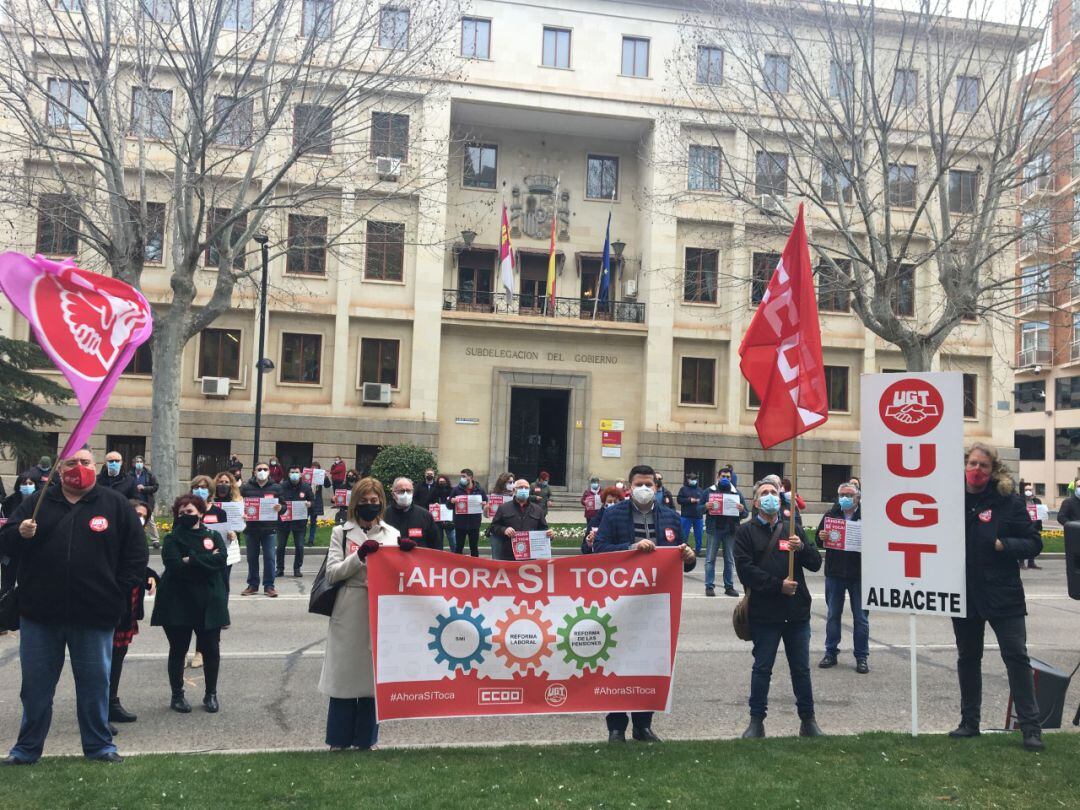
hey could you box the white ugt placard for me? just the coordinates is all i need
[860,373,966,618]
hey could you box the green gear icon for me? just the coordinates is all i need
[556,606,617,670]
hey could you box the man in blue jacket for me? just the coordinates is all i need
[705,465,745,597]
[595,464,695,744]
[677,472,708,556]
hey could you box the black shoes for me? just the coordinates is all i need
[705,587,716,597]
[275,570,285,579]
[608,730,626,743]
[1022,730,1045,751]
[948,722,980,738]
[855,658,870,674]
[819,654,837,669]
[109,699,137,723]
[108,724,118,736]
[724,587,740,597]
[203,693,220,713]
[799,718,825,737]
[0,756,33,766]
[632,727,661,742]
[92,752,123,763]
[292,571,303,578]
[741,718,765,738]
[170,692,192,713]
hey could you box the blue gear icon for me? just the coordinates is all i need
[427,605,492,672]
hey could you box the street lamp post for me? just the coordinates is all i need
[252,232,272,466]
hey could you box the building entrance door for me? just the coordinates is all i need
[508,387,569,486]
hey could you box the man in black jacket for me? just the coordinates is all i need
[22,457,53,491]
[816,482,869,673]
[734,479,823,740]
[488,479,552,560]
[385,477,441,550]
[0,446,147,765]
[1056,475,1080,526]
[414,468,437,509]
[240,462,283,596]
[276,466,313,578]
[98,451,137,500]
[130,456,159,512]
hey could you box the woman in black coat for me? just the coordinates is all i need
[0,475,35,606]
[951,443,1043,751]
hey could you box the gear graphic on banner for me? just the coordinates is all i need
[557,605,617,671]
[428,605,492,672]
[492,605,557,673]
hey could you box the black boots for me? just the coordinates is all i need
[109,699,137,723]
[203,693,220,713]
[741,717,765,738]
[948,722,980,738]
[799,717,825,737]
[170,691,192,713]
[1022,729,1045,752]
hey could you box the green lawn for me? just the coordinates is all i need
[1,733,1076,809]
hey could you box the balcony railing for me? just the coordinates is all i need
[442,289,646,324]
[1017,290,1054,312]
[1072,340,1080,362]
[1018,347,1053,367]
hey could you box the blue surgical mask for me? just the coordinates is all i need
[106,461,121,475]
[289,472,301,483]
[689,479,697,486]
[192,487,209,501]
[134,462,144,472]
[759,494,781,515]
[515,487,530,502]
[838,496,855,511]
[590,483,600,492]
[460,477,469,487]
[19,484,35,496]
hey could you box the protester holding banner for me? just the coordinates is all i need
[816,483,868,673]
[581,476,603,522]
[307,463,326,548]
[734,479,823,739]
[951,443,1044,751]
[210,472,244,595]
[384,477,441,550]
[581,486,623,553]
[704,465,745,597]
[489,479,552,560]
[318,478,412,751]
[430,474,456,550]
[1019,482,1042,570]
[451,469,487,557]
[677,473,708,556]
[240,463,283,597]
[276,466,314,578]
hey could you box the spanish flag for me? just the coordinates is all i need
[545,178,560,309]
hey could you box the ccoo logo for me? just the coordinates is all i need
[879,379,944,437]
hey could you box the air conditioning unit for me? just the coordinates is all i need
[362,381,392,406]
[759,195,782,214]
[624,278,638,297]
[201,376,230,398]
[376,156,401,181]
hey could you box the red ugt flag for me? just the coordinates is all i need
[738,204,828,448]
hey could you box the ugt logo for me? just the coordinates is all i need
[879,379,944,437]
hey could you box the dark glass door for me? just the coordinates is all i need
[508,387,569,485]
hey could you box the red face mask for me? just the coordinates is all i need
[61,464,96,491]
[965,467,990,489]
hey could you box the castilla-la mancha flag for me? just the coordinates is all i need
[0,252,153,458]
[738,204,828,449]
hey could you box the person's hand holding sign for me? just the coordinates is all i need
[679,544,695,564]
[545,529,554,539]
[633,539,656,552]
[504,526,516,538]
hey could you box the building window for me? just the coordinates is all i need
[123,338,153,375]
[621,36,649,77]
[1055,427,1080,461]
[141,0,175,22]
[748,384,762,409]
[276,441,313,471]
[1021,152,1052,197]
[890,263,915,316]
[127,200,166,264]
[198,328,241,379]
[1056,376,1080,410]
[302,0,332,39]
[294,104,333,154]
[205,208,247,269]
[824,365,849,411]
[828,60,854,101]
[458,249,493,305]
[1020,264,1050,307]
[106,435,146,465]
[46,78,88,130]
[817,259,851,312]
[684,247,718,303]
[57,0,81,9]
[680,357,716,405]
[461,16,490,59]
[821,159,853,203]
[893,68,917,107]
[1021,207,1051,254]
[542,26,571,68]
[463,143,497,189]
[355,444,379,475]
[378,6,409,49]
[192,438,231,478]
[286,214,328,276]
[370,111,409,160]
[213,95,253,147]
[887,163,917,207]
[1013,379,1045,412]
[696,46,723,84]
[753,460,784,483]
[1014,430,1045,461]
[364,220,405,281]
[956,75,980,113]
[586,154,619,199]
[949,170,978,213]
[36,193,80,256]
[130,87,172,139]
[280,332,322,384]
[820,463,852,501]
[751,252,780,304]
[762,53,790,93]
[688,145,721,191]
[962,373,977,418]
[755,151,788,197]
[684,457,716,484]
[223,0,252,30]
[1020,321,1050,366]
[360,337,400,387]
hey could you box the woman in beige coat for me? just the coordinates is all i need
[318,477,410,751]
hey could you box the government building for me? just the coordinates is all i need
[0,0,1019,505]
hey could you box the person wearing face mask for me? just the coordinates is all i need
[654,474,675,509]
[581,476,603,522]
[277,466,315,579]
[1018,481,1042,570]
[306,462,326,548]
[815,483,868,674]
[594,465,696,743]
[20,456,53,491]
[383,477,440,550]
[677,472,708,557]
[734,479,822,740]
[1056,475,1080,525]
[450,468,487,557]
[489,479,553,561]
[950,443,1044,752]
[0,476,38,632]
[581,487,623,554]
[530,472,554,514]
[268,457,285,484]
[414,468,437,509]
[430,474,456,550]
[209,472,244,595]
[329,456,347,490]
[151,495,229,715]
[239,462,284,597]
[130,456,159,512]
[0,447,148,765]
[320,477,414,751]
[704,465,745,598]
[98,451,137,500]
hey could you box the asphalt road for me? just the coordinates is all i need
[1,557,1077,757]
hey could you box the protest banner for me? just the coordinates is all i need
[366,548,684,721]
[243,497,280,522]
[821,517,862,552]
[302,468,314,485]
[706,494,722,516]
[454,494,484,515]
[1026,504,1049,523]
[487,494,505,518]
[512,530,552,560]
[212,501,246,531]
[429,503,453,522]
[280,500,309,522]
[333,489,349,508]
[312,468,327,487]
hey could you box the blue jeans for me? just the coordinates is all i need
[245,528,277,590]
[326,697,379,748]
[681,516,704,553]
[705,524,735,590]
[439,524,455,552]
[825,576,870,659]
[307,513,319,544]
[277,522,305,575]
[9,618,116,762]
[748,619,815,720]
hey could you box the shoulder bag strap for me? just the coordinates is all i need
[753,520,785,567]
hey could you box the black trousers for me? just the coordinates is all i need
[951,614,1040,732]
[109,646,127,701]
[277,522,305,574]
[164,625,221,696]
[606,712,653,733]
[326,697,378,748]
[454,524,480,557]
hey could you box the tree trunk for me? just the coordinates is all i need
[149,313,186,514]
[899,340,935,373]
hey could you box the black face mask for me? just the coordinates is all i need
[425,476,434,483]
[175,514,200,530]
[215,484,231,498]
[355,503,381,522]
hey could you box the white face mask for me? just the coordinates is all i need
[632,485,655,506]
[394,491,413,508]
[255,470,269,482]
[1024,490,1033,498]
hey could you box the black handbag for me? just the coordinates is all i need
[308,553,342,617]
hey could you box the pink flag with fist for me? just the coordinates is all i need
[0,252,153,458]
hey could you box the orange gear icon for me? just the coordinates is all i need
[492,605,556,673]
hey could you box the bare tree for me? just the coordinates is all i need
[0,0,462,503]
[657,0,1065,372]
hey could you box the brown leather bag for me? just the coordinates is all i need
[732,520,784,641]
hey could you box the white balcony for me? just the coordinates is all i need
[1017,347,1053,367]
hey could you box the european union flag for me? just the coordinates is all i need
[598,212,611,306]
